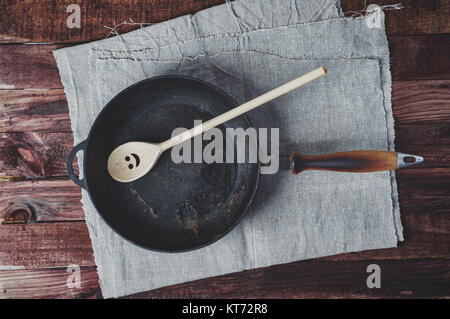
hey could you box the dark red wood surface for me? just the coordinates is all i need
[0,0,448,299]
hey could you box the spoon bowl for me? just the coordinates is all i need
[107,142,162,182]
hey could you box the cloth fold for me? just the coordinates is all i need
[54,0,401,298]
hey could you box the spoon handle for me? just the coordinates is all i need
[159,66,327,151]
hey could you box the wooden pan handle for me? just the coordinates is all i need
[290,150,423,174]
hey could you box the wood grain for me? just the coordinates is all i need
[0,211,447,269]
[0,221,94,268]
[396,168,450,214]
[1,166,449,223]
[0,0,448,44]
[0,81,448,133]
[0,122,447,178]
[1,258,448,299]
[392,80,450,124]
[0,0,224,43]
[124,258,449,299]
[0,133,77,178]
[0,36,448,90]
[389,35,450,80]
[394,124,450,169]
[342,0,450,35]
[0,44,65,89]
[0,267,101,299]
[0,89,70,132]
[0,179,83,223]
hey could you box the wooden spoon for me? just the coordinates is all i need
[107,67,327,182]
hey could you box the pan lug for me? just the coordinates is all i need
[67,139,87,189]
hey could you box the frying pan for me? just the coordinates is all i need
[67,76,423,252]
[68,76,259,252]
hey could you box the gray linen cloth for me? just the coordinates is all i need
[54,0,402,298]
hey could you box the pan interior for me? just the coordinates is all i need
[84,77,259,251]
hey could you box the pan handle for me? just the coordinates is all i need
[67,140,87,189]
[290,150,423,174]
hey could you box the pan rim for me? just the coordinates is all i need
[81,75,260,252]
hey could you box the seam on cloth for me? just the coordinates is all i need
[84,54,113,295]
[130,18,162,60]
[347,9,401,242]
[376,55,399,242]
[167,26,185,60]
[378,20,403,242]
[57,52,81,140]
[92,16,364,56]
[95,49,383,63]
[352,8,401,242]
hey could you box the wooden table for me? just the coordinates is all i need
[0,0,448,299]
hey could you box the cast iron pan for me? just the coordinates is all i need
[67,76,259,252]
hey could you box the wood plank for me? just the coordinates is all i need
[326,208,450,260]
[0,36,448,90]
[394,124,450,169]
[0,0,224,43]
[0,0,448,44]
[1,123,448,178]
[124,258,449,298]
[0,179,83,223]
[0,211,448,269]
[396,168,450,214]
[1,165,449,222]
[342,0,450,35]
[1,258,447,299]
[0,81,448,133]
[1,167,449,223]
[0,267,101,299]
[0,132,77,178]
[0,44,64,89]
[392,80,450,124]
[0,89,71,132]
[0,221,94,268]
[389,35,450,80]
